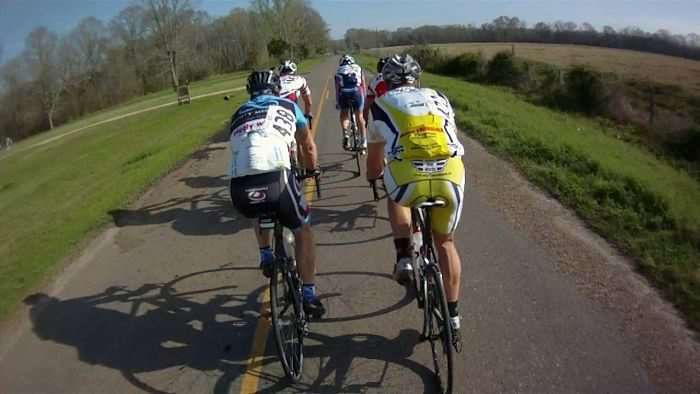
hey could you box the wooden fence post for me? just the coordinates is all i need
[648,87,656,125]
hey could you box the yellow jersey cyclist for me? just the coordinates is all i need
[366,54,466,332]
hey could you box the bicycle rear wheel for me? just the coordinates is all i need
[424,264,454,393]
[270,260,304,381]
[350,110,361,176]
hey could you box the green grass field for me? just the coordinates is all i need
[0,59,322,320]
[0,71,249,159]
[360,55,700,330]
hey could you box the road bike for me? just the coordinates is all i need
[343,105,364,176]
[263,168,320,382]
[371,179,456,393]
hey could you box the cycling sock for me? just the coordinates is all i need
[394,237,412,260]
[302,283,316,300]
[259,247,273,262]
[447,301,459,318]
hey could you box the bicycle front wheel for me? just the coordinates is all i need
[269,261,304,381]
[424,264,454,393]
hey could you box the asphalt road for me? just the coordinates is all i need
[1,58,698,394]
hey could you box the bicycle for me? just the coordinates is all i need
[264,168,320,382]
[370,179,456,393]
[343,105,363,176]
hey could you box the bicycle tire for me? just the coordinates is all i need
[270,259,305,381]
[424,264,454,394]
[350,109,362,176]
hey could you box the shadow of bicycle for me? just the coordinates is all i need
[23,267,435,393]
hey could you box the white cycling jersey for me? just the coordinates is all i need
[229,95,309,178]
[335,64,363,92]
[279,75,311,102]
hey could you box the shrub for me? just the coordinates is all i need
[665,127,700,162]
[564,66,607,115]
[438,53,485,81]
[406,44,448,73]
[486,51,523,86]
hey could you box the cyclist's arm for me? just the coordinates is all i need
[302,91,313,116]
[296,127,318,170]
[363,94,374,124]
[294,104,318,169]
[300,78,313,115]
[366,105,386,180]
[366,142,384,180]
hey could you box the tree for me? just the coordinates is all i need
[251,0,329,58]
[110,5,151,93]
[23,27,67,130]
[581,22,596,32]
[143,0,193,91]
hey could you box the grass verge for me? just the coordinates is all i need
[0,89,246,319]
[0,58,322,321]
[360,55,700,331]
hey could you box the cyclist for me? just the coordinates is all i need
[335,54,367,152]
[278,60,313,119]
[366,54,465,333]
[228,70,325,318]
[362,56,389,126]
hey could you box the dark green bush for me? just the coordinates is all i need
[438,53,485,81]
[486,51,524,86]
[564,66,607,115]
[406,44,448,73]
[665,127,700,162]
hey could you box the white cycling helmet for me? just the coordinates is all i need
[339,54,355,66]
[382,54,422,89]
[279,60,297,75]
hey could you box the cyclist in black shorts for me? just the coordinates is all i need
[228,70,325,318]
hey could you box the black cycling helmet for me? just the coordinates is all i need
[382,54,422,89]
[376,57,389,73]
[278,60,297,75]
[246,70,281,97]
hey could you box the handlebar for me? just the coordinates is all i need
[297,168,322,199]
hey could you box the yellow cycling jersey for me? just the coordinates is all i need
[368,87,464,161]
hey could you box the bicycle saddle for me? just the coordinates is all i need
[415,199,446,208]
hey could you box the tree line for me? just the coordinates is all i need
[0,0,329,142]
[343,16,700,60]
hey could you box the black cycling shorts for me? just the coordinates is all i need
[230,170,309,231]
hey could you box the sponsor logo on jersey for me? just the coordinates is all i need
[246,187,268,203]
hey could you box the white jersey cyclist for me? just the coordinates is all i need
[335,63,364,92]
[279,74,311,103]
[229,95,309,178]
[369,86,464,161]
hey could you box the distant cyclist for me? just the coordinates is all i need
[228,70,325,318]
[278,60,313,120]
[366,54,465,333]
[334,54,367,152]
[362,56,389,125]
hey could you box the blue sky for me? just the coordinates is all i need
[1,0,699,60]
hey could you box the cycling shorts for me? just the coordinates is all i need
[338,89,365,112]
[230,169,309,231]
[384,157,465,235]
